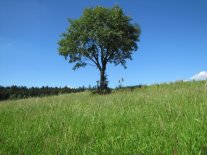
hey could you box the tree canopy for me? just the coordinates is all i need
[58,5,141,92]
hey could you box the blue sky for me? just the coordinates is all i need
[0,0,207,88]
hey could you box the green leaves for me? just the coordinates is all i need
[58,5,140,90]
[58,5,141,71]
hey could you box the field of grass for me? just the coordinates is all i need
[0,81,207,154]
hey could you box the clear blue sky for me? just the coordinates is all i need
[0,0,207,88]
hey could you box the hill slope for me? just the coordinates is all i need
[0,81,207,154]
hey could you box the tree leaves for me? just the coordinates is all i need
[58,5,141,89]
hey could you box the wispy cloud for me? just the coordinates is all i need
[190,71,207,80]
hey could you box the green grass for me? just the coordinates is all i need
[0,81,207,154]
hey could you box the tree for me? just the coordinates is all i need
[58,6,141,91]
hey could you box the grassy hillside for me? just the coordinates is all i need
[0,81,207,154]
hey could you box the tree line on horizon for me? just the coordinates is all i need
[0,85,88,101]
[0,84,144,101]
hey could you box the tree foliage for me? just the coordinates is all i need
[0,85,86,101]
[58,6,141,92]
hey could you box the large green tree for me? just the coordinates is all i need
[58,6,141,90]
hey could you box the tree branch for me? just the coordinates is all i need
[83,49,101,70]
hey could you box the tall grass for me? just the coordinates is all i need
[0,81,207,154]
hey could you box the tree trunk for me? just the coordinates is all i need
[100,68,107,90]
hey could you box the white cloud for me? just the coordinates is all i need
[190,71,207,80]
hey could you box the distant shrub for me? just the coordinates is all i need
[91,88,112,95]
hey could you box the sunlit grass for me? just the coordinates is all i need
[0,81,207,154]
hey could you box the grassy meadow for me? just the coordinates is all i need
[0,81,207,154]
